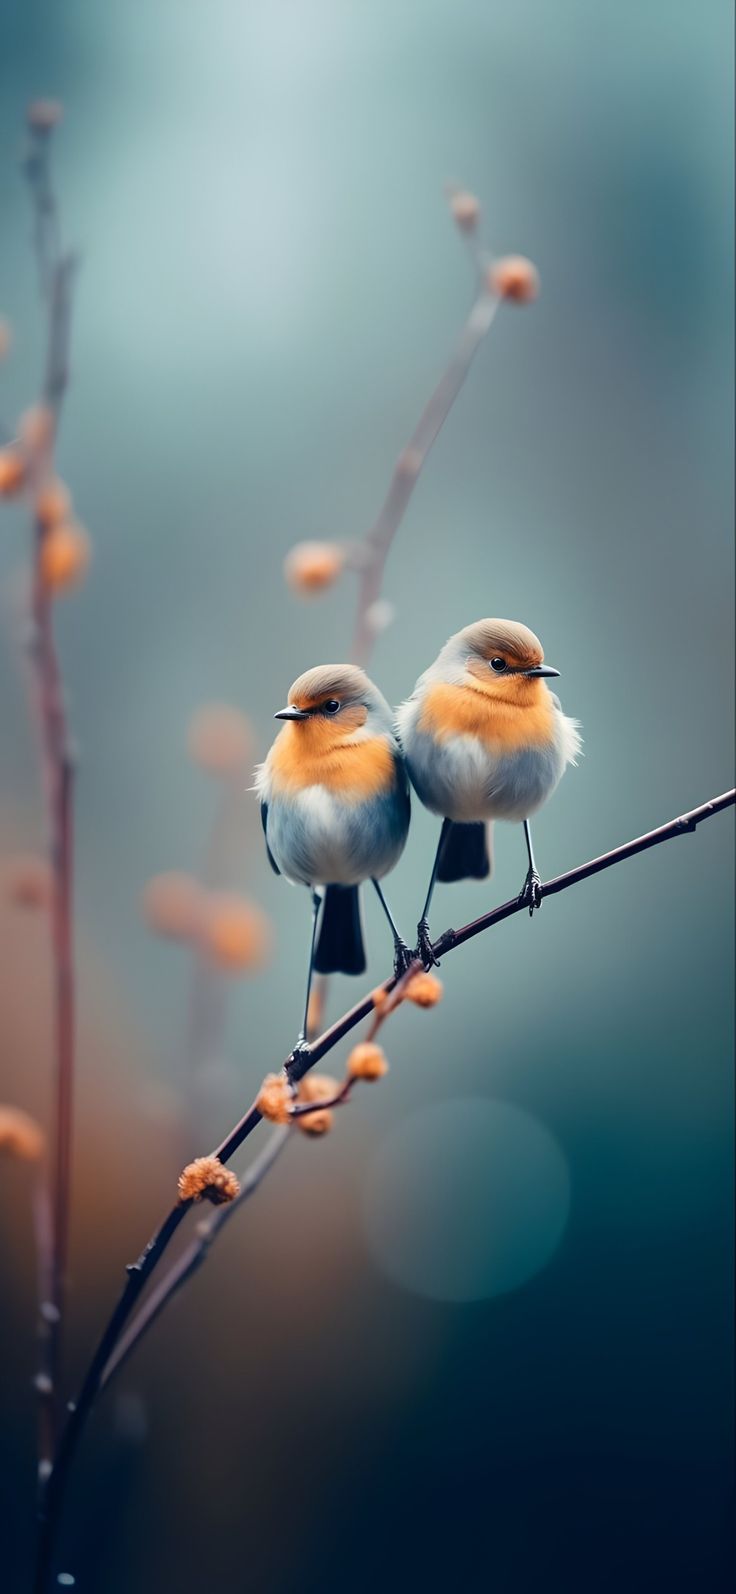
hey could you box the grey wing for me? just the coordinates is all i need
[260,800,280,875]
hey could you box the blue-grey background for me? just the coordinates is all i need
[0,2,733,1590]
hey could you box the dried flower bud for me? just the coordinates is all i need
[3,852,53,909]
[177,1155,239,1205]
[27,100,63,133]
[187,703,252,776]
[142,872,204,941]
[257,1073,291,1124]
[0,1105,45,1162]
[449,189,480,232]
[347,1042,388,1082]
[19,405,55,457]
[0,319,11,361]
[297,1108,333,1137]
[405,971,443,1008]
[488,256,540,305]
[199,893,272,973]
[39,522,91,594]
[35,478,72,528]
[295,1074,339,1135]
[0,448,27,497]
[284,541,345,594]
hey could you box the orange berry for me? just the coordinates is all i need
[347,1042,388,1082]
[35,478,72,528]
[488,255,540,304]
[199,892,272,973]
[3,853,53,909]
[284,541,344,594]
[0,1105,45,1162]
[39,522,90,594]
[187,703,252,776]
[0,448,27,497]
[142,872,204,941]
[405,971,443,1009]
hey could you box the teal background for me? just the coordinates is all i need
[0,2,733,1590]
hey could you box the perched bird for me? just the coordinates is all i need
[256,664,411,1055]
[396,618,581,966]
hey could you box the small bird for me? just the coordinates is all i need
[396,618,581,966]
[256,664,411,1056]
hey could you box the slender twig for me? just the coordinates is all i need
[30,1174,55,1491]
[34,786,735,1591]
[22,120,79,1465]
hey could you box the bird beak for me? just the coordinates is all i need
[524,664,560,678]
[274,705,309,720]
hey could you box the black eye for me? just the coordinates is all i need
[490,657,507,673]
[323,699,340,715]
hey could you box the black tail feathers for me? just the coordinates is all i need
[314,885,366,976]
[436,821,491,884]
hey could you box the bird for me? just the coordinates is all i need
[255,664,412,1057]
[396,618,581,967]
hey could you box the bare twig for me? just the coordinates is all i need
[34,786,735,1590]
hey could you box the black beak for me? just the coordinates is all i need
[274,705,309,720]
[524,664,560,678]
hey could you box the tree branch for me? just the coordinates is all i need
[34,785,734,1590]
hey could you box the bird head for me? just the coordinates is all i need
[274,664,393,749]
[434,618,560,702]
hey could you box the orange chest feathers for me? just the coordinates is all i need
[418,682,556,751]
[269,724,396,801]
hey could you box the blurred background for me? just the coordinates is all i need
[0,1,733,1589]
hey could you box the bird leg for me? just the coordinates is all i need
[518,819,543,915]
[288,889,324,1067]
[415,819,452,969]
[372,878,413,976]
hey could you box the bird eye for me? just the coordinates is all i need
[323,699,340,714]
[490,657,507,673]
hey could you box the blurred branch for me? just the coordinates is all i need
[35,786,735,1590]
[22,113,78,1473]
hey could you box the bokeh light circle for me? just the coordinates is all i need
[362,1098,571,1303]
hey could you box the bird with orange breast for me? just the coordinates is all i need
[256,664,411,1057]
[396,619,581,967]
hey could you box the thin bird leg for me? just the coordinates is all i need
[518,819,543,915]
[416,818,452,969]
[290,890,323,1067]
[372,878,413,976]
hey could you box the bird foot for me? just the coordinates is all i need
[392,939,415,977]
[415,918,440,971]
[518,869,543,916]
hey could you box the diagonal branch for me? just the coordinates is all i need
[34,786,735,1590]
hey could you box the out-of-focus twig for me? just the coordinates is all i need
[35,787,735,1592]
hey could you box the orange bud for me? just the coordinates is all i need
[449,189,480,232]
[0,1105,45,1162]
[187,703,252,776]
[27,100,63,132]
[347,1042,388,1082]
[284,541,344,595]
[198,893,272,974]
[405,971,443,1009]
[256,1073,291,1124]
[35,478,72,528]
[296,1073,339,1135]
[39,522,91,594]
[489,255,540,305]
[3,853,53,909]
[177,1155,239,1204]
[142,872,204,941]
[0,448,27,497]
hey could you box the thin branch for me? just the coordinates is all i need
[34,786,734,1591]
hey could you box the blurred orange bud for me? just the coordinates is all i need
[0,1104,45,1162]
[0,448,27,497]
[35,478,72,528]
[405,971,443,1008]
[256,1073,291,1124]
[296,1073,339,1136]
[187,703,252,776]
[27,100,63,132]
[142,872,205,941]
[199,893,272,974]
[39,522,91,594]
[3,852,53,909]
[0,319,11,360]
[449,188,480,232]
[370,986,389,1014]
[19,404,55,457]
[284,541,344,595]
[489,255,540,304]
[347,1042,388,1082]
[177,1155,239,1205]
